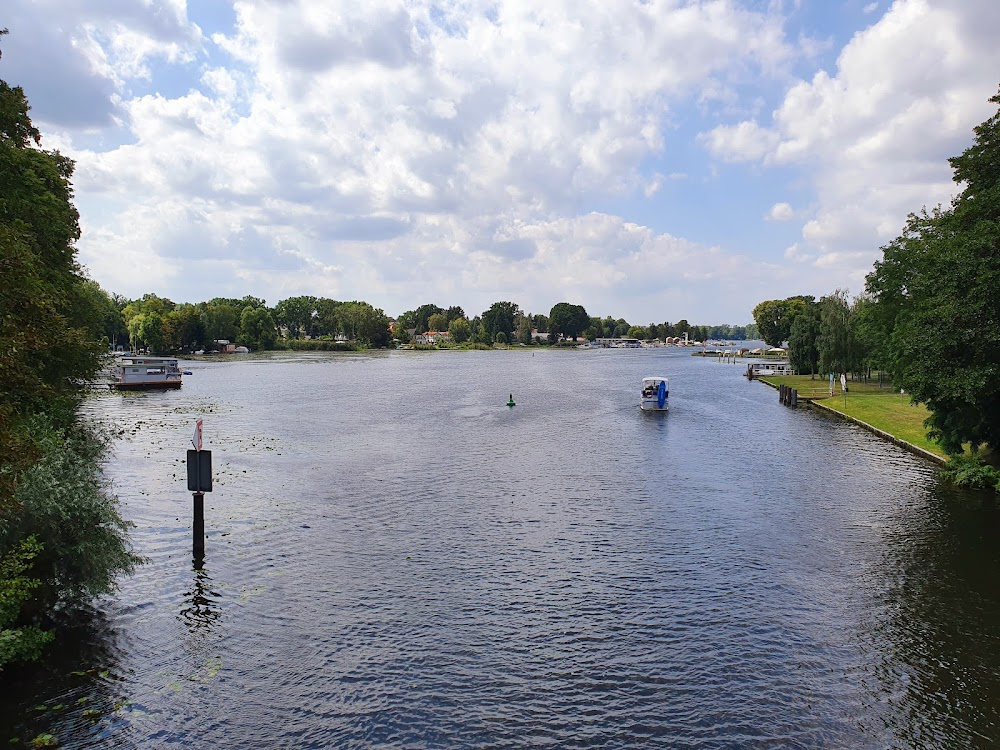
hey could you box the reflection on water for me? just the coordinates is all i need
[179,565,222,634]
[4,349,1000,748]
[860,483,1000,747]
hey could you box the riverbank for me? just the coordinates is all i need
[757,374,947,462]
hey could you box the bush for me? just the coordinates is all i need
[2,409,142,610]
[0,537,54,669]
[940,453,1000,492]
[280,339,357,351]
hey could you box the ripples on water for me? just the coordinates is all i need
[5,349,1000,748]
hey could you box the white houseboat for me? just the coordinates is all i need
[640,376,669,411]
[745,361,796,377]
[110,356,184,390]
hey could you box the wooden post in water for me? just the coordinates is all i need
[791,389,798,408]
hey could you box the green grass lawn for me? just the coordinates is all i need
[759,374,947,459]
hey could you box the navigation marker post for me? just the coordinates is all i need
[187,419,212,564]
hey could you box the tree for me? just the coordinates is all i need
[470,316,484,343]
[393,321,412,344]
[202,302,241,344]
[788,301,821,378]
[427,312,448,332]
[164,305,206,353]
[404,303,444,334]
[448,317,471,344]
[548,302,590,341]
[137,311,166,354]
[817,291,855,377]
[866,89,1000,454]
[480,301,519,344]
[313,298,343,337]
[240,306,277,350]
[751,297,811,348]
[77,279,126,350]
[850,294,883,381]
[273,296,316,339]
[337,301,391,347]
[515,314,533,345]
[0,72,139,667]
[0,111,103,406]
[0,79,40,147]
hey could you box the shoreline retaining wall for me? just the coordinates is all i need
[756,378,946,466]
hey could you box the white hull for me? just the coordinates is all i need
[640,399,669,411]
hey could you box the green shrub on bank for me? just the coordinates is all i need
[0,537,54,668]
[5,410,142,608]
[940,453,1000,492]
[278,339,358,351]
[1,405,142,670]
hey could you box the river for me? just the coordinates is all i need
[5,347,1000,748]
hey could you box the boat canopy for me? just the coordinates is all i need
[642,376,669,384]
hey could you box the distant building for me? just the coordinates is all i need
[596,337,641,348]
[414,331,451,344]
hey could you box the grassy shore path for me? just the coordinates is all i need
[757,374,947,463]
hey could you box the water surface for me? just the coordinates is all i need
[6,349,1000,748]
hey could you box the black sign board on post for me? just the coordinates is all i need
[186,449,213,492]
[187,449,212,563]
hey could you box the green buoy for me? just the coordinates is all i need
[507,393,515,407]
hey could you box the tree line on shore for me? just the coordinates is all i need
[752,88,1000,478]
[97,291,758,355]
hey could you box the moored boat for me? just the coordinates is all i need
[110,356,183,390]
[640,376,669,411]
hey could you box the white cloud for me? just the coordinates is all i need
[702,0,1000,279]
[26,0,811,321]
[863,3,880,14]
[766,202,795,221]
[11,0,999,323]
[700,119,782,163]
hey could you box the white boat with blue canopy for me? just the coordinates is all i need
[640,376,669,411]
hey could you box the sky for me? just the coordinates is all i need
[3,0,999,324]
